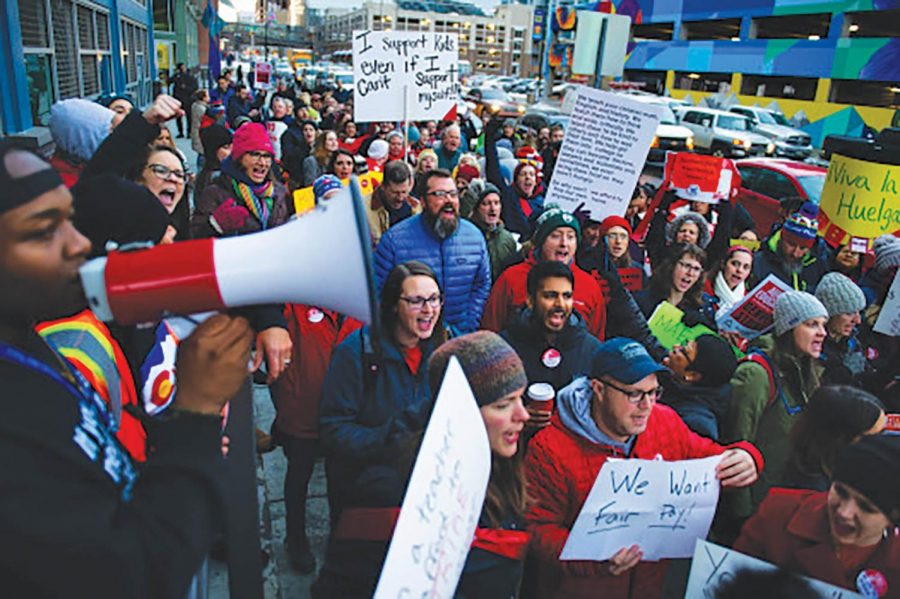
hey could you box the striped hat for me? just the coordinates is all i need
[427,331,527,407]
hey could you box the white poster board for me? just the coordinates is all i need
[873,269,900,337]
[373,357,491,598]
[686,540,864,598]
[544,87,661,222]
[560,456,721,562]
[717,274,794,340]
[353,30,460,122]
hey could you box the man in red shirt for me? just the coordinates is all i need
[481,206,607,339]
[525,337,763,599]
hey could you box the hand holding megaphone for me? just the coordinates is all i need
[79,181,378,327]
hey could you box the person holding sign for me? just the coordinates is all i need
[483,117,544,237]
[635,244,717,330]
[525,338,762,599]
[734,435,900,596]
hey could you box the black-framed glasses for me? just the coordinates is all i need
[146,163,186,182]
[602,378,663,405]
[399,294,443,311]
[676,261,703,275]
[427,189,459,199]
[246,151,274,162]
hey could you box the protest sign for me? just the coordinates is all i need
[647,301,716,350]
[544,87,661,222]
[374,357,491,599]
[873,269,900,337]
[266,120,287,160]
[254,62,271,89]
[818,153,900,248]
[353,30,460,122]
[664,153,738,204]
[686,540,864,598]
[560,456,721,561]
[729,238,761,252]
[717,275,793,340]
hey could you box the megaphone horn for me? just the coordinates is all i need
[80,177,378,326]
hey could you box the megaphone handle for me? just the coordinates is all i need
[105,239,226,325]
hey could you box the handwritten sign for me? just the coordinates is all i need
[717,275,793,340]
[647,301,716,351]
[686,540,863,598]
[560,457,721,561]
[545,87,661,221]
[664,153,738,204]
[374,357,491,599]
[818,153,900,248]
[353,30,460,122]
[873,269,900,337]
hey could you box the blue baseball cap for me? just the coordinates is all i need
[591,337,668,385]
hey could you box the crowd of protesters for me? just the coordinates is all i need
[0,60,898,599]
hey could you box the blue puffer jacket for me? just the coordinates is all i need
[373,214,492,334]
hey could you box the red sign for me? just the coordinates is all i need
[619,267,643,292]
[664,152,740,204]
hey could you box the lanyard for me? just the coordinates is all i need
[0,341,117,432]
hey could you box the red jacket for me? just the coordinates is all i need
[49,154,83,189]
[269,304,340,439]
[525,405,763,599]
[481,254,607,340]
[735,488,900,596]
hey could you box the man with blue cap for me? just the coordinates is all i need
[524,337,764,599]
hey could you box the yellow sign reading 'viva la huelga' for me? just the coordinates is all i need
[819,153,900,241]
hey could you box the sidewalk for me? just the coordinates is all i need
[173,135,330,598]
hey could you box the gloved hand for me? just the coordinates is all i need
[596,237,625,293]
[210,199,250,234]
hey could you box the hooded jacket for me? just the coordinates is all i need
[472,217,518,282]
[750,231,829,293]
[659,374,732,440]
[644,192,732,270]
[500,310,601,392]
[525,377,764,599]
[373,214,491,334]
[481,251,607,340]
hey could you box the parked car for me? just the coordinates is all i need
[274,60,294,80]
[625,95,694,164]
[734,158,827,235]
[520,106,570,133]
[464,87,526,119]
[728,106,813,159]
[675,106,774,158]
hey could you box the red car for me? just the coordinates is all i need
[734,158,827,236]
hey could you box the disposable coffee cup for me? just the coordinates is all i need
[527,382,555,413]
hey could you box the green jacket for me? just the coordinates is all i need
[473,218,518,282]
[722,334,824,517]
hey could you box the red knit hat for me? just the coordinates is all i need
[456,163,480,183]
[599,215,632,237]
[231,122,274,160]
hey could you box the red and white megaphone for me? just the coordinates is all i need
[79,178,377,326]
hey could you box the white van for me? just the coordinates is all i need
[675,106,774,158]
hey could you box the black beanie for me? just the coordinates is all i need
[0,140,64,214]
[72,175,170,256]
[833,435,900,524]
[691,334,738,388]
[200,124,233,163]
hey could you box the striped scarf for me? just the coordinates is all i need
[231,178,274,229]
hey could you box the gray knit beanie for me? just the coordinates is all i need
[873,234,900,272]
[815,272,866,317]
[774,291,828,336]
[666,211,711,248]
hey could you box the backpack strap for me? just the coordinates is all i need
[741,349,780,408]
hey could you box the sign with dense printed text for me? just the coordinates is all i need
[374,357,491,599]
[716,275,793,340]
[874,269,900,337]
[664,153,739,204]
[818,153,900,248]
[686,540,864,598]
[560,456,721,561]
[353,30,460,122]
[544,87,661,222]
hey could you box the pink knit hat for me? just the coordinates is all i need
[231,122,274,160]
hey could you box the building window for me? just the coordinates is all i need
[153,0,175,32]
[631,22,674,41]
[739,74,817,100]
[751,13,830,40]
[844,9,900,38]
[680,18,741,41]
[673,70,731,92]
[623,69,667,95]
[121,19,149,103]
[830,80,900,109]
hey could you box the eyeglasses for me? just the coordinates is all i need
[427,189,459,199]
[246,151,274,162]
[606,232,629,242]
[602,379,663,404]
[399,294,443,311]
[673,344,695,369]
[676,261,703,275]
[146,164,186,182]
